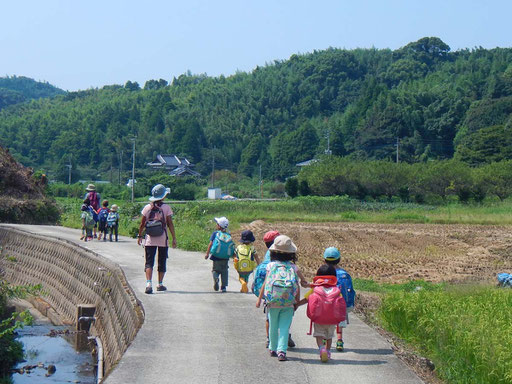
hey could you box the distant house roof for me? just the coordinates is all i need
[296,159,318,167]
[169,165,201,177]
[147,154,200,177]
[147,154,190,168]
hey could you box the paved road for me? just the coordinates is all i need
[10,225,423,384]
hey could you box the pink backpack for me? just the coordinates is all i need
[306,275,346,333]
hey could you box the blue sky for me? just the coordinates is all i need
[2,0,511,91]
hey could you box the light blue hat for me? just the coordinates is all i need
[323,247,341,261]
[149,184,170,202]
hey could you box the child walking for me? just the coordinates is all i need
[97,200,110,241]
[295,264,346,362]
[323,247,356,352]
[234,230,260,293]
[205,217,235,292]
[80,199,95,241]
[256,235,300,361]
[253,230,308,349]
[106,204,120,242]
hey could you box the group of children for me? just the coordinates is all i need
[205,216,355,363]
[80,199,120,242]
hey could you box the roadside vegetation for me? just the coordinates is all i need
[0,248,42,383]
[378,283,512,384]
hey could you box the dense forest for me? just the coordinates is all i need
[0,37,511,182]
[0,76,65,110]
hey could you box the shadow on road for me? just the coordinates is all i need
[291,347,389,365]
[165,290,233,295]
[344,348,393,355]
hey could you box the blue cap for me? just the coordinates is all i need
[323,247,341,261]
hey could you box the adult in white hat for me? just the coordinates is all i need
[137,184,177,294]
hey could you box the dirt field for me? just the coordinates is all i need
[234,221,512,283]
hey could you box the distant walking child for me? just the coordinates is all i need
[205,217,235,292]
[234,230,260,293]
[80,199,95,241]
[323,247,356,352]
[97,200,110,241]
[256,235,300,361]
[107,204,120,242]
[295,265,346,363]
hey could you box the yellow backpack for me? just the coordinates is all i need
[236,244,256,273]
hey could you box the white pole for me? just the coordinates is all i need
[68,155,72,184]
[131,138,135,202]
[259,164,262,199]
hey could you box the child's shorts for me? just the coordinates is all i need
[338,307,352,328]
[313,323,337,339]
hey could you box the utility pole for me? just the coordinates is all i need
[211,147,215,188]
[65,155,72,185]
[324,126,332,155]
[259,164,263,199]
[131,138,136,203]
[396,137,399,163]
[118,150,123,186]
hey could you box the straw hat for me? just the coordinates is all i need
[269,235,297,253]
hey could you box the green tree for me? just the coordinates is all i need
[285,177,298,198]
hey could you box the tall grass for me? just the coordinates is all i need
[378,286,512,383]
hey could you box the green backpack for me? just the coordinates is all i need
[83,210,95,229]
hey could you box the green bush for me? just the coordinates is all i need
[285,178,298,198]
[0,275,41,381]
[299,157,512,203]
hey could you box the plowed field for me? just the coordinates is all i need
[234,221,512,283]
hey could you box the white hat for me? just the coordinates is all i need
[149,184,170,202]
[269,235,297,253]
[214,217,229,229]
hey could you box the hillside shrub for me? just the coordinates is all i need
[300,158,512,203]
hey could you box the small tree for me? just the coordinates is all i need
[285,178,299,198]
[298,180,311,196]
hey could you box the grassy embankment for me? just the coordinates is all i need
[56,196,512,383]
[370,282,512,383]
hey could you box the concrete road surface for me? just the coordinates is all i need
[7,225,423,384]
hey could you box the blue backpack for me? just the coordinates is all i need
[98,208,109,223]
[107,212,119,227]
[497,273,512,287]
[253,251,271,297]
[336,268,355,308]
[210,231,235,259]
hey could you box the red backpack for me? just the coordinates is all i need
[88,191,99,211]
[306,275,346,334]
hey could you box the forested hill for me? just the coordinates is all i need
[0,37,511,181]
[0,76,65,110]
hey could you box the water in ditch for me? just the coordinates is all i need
[12,320,96,384]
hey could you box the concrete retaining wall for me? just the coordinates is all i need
[0,226,144,375]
